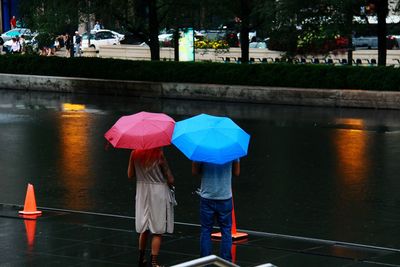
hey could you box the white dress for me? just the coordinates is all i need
[134,160,174,234]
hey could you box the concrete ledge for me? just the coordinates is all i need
[1,73,400,109]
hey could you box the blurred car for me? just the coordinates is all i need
[237,31,257,43]
[199,30,226,41]
[81,30,120,50]
[158,29,174,43]
[2,39,12,53]
[158,29,204,42]
[91,29,125,41]
[387,35,400,49]
[249,41,268,49]
[2,36,35,53]
[0,28,35,45]
[110,30,125,41]
[353,36,378,49]
[158,29,174,47]
[353,36,400,50]
[120,31,148,45]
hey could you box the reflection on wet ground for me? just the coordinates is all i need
[1,89,400,265]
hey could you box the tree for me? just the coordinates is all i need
[220,0,272,63]
[19,0,81,35]
[369,0,389,66]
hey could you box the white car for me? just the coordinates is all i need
[158,29,173,42]
[237,31,257,42]
[81,30,120,50]
[91,29,125,41]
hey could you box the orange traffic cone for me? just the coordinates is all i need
[19,183,42,216]
[211,197,248,240]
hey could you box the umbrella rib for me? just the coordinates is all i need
[217,128,249,151]
[147,121,174,144]
[186,128,216,160]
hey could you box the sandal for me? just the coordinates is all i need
[138,250,147,267]
[151,254,164,267]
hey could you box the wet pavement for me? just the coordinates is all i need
[2,90,400,266]
[1,204,400,267]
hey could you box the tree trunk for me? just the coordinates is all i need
[174,27,179,61]
[346,12,353,66]
[148,0,160,61]
[376,0,388,66]
[240,25,249,63]
[239,0,250,63]
[347,34,353,66]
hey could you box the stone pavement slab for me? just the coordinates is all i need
[1,204,399,267]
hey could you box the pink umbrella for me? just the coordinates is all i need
[104,111,175,150]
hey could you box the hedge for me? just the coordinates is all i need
[1,54,400,91]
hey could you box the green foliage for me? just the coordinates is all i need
[19,0,80,34]
[0,55,400,91]
[35,33,55,49]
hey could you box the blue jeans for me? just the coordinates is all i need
[200,197,232,261]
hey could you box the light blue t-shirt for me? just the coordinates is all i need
[199,160,237,200]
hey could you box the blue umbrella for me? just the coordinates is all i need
[172,114,250,164]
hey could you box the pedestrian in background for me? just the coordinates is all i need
[19,35,26,53]
[74,31,82,57]
[10,37,21,53]
[127,148,175,267]
[64,33,72,57]
[93,21,101,31]
[10,16,17,29]
[192,159,240,262]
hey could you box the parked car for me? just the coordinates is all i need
[120,31,148,45]
[158,29,204,47]
[81,30,120,50]
[353,36,399,50]
[387,35,400,49]
[237,31,257,42]
[0,28,35,45]
[158,29,174,43]
[353,36,378,49]
[2,35,35,53]
[249,41,268,49]
[91,29,125,41]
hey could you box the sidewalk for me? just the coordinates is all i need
[1,204,399,266]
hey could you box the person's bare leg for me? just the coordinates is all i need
[151,234,162,266]
[139,230,149,250]
[138,230,149,266]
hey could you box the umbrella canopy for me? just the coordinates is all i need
[172,113,250,164]
[104,111,175,150]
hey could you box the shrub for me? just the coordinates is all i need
[0,55,399,91]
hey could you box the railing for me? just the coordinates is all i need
[95,45,400,66]
[170,255,277,267]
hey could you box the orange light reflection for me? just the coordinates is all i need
[62,103,86,111]
[333,119,369,186]
[58,104,92,210]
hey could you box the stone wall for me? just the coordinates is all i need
[1,73,400,109]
